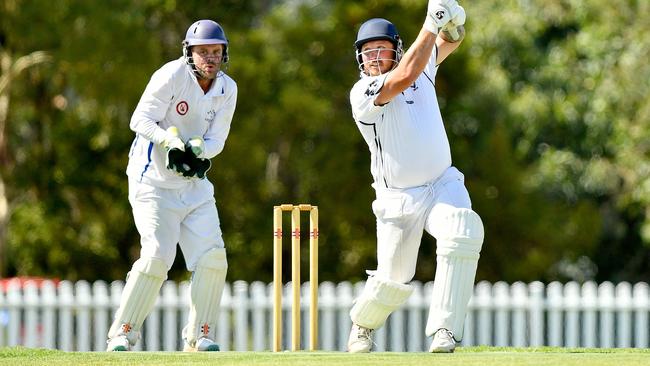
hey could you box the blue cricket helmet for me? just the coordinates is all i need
[182,20,229,77]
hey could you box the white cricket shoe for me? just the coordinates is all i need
[429,328,456,353]
[347,323,374,353]
[106,334,131,352]
[184,336,220,352]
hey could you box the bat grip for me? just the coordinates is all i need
[447,26,460,41]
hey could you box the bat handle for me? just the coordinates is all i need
[447,26,460,41]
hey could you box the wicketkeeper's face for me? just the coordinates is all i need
[360,40,397,76]
[191,44,225,79]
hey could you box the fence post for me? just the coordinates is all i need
[547,281,563,347]
[41,280,57,349]
[0,282,4,346]
[7,279,21,346]
[633,282,649,348]
[234,281,249,351]
[23,281,39,348]
[511,282,528,347]
[406,281,424,351]
[161,281,178,351]
[388,296,406,352]
[336,281,353,351]
[319,282,336,351]
[599,282,615,348]
[582,281,598,347]
[564,281,580,347]
[75,281,92,351]
[529,281,544,347]
[58,281,74,351]
[144,284,161,351]
[615,282,632,348]
[475,281,492,346]
[92,281,109,351]
[250,281,266,351]
[494,281,510,347]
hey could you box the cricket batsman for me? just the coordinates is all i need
[106,19,237,352]
[346,0,485,353]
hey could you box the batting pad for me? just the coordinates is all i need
[350,276,414,330]
[426,208,484,340]
[183,247,228,345]
[108,257,168,343]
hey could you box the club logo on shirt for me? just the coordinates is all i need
[176,101,189,115]
[205,109,216,123]
[364,79,381,97]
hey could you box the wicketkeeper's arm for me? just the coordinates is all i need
[130,68,175,145]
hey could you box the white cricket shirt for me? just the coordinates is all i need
[126,57,237,188]
[350,47,451,189]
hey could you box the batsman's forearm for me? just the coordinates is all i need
[393,28,437,86]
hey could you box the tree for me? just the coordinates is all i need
[1,0,648,283]
[0,47,51,275]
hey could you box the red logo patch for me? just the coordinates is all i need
[176,101,189,115]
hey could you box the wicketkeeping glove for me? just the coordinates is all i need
[163,126,191,176]
[423,0,455,35]
[186,136,205,158]
[181,147,212,179]
[162,126,185,151]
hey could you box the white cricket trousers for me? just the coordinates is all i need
[128,177,225,271]
[372,166,472,283]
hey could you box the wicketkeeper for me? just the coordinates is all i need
[347,0,484,353]
[106,19,237,352]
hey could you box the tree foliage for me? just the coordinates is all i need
[1,0,648,283]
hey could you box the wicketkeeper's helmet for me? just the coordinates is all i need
[182,20,229,77]
[354,18,403,72]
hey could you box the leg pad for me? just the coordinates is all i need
[350,276,413,329]
[183,248,228,346]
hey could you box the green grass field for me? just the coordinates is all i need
[1,346,649,366]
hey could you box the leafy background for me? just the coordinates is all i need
[1,0,648,284]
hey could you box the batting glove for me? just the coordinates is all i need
[449,3,466,27]
[442,4,466,41]
[423,0,456,35]
[186,136,205,158]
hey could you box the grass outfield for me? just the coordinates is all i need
[1,346,649,366]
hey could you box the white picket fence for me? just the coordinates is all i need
[1,279,649,351]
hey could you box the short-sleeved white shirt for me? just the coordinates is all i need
[126,58,238,188]
[350,47,451,189]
